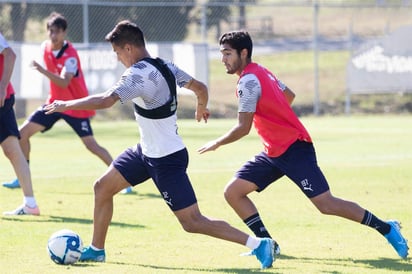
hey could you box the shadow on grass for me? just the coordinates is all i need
[46,191,162,199]
[2,215,145,229]
[137,264,274,273]
[278,254,411,272]
[45,255,411,274]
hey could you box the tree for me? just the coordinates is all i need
[1,1,196,43]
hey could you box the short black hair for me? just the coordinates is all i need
[105,20,145,48]
[219,31,253,59]
[47,12,67,31]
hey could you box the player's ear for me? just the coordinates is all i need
[240,48,248,59]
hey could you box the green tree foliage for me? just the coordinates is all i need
[1,1,195,42]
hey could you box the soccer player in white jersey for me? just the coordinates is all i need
[43,20,275,269]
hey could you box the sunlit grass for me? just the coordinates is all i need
[0,116,411,273]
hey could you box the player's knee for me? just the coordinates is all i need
[178,214,205,234]
[223,183,243,204]
[223,183,234,201]
[317,205,334,215]
[93,179,102,194]
[93,179,109,197]
[2,145,13,159]
[314,201,339,215]
[85,142,99,153]
[179,219,199,233]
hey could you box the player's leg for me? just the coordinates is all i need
[310,190,365,221]
[224,178,281,255]
[79,164,129,262]
[286,141,409,259]
[19,118,46,161]
[91,165,128,247]
[80,135,113,166]
[0,97,39,214]
[80,145,148,262]
[63,116,112,166]
[3,107,47,189]
[80,133,134,194]
[170,180,274,268]
[174,204,275,268]
[1,136,40,215]
[155,148,274,268]
[223,153,282,254]
[310,190,409,258]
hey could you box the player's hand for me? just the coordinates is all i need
[43,100,66,114]
[195,105,210,123]
[197,140,219,154]
[30,60,45,73]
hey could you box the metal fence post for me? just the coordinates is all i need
[313,1,320,115]
[82,0,89,45]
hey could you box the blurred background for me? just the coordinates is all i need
[1,0,412,119]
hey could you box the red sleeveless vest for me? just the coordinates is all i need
[0,54,15,99]
[239,63,311,157]
[43,41,94,118]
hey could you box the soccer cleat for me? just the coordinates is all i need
[2,178,20,189]
[242,238,275,269]
[3,204,40,216]
[120,186,133,194]
[384,220,409,259]
[274,241,281,256]
[79,246,106,262]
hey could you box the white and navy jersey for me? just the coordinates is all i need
[110,59,192,158]
[238,73,286,113]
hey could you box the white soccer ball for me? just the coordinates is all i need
[47,229,83,265]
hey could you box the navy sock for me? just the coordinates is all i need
[361,210,391,235]
[244,213,272,238]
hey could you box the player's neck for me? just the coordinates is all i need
[50,40,66,51]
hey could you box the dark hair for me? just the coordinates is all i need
[47,12,67,31]
[105,20,145,48]
[219,31,253,59]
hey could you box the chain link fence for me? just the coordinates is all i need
[2,1,412,44]
[1,0,412,117]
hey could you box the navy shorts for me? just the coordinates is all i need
[28,106,93,137]
[235,140,330,198]
[0,95,20,144]
[113,144,197,211]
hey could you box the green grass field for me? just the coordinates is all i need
[0,116,411,273]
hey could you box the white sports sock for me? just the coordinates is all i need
[23,196,37,208]
[90,244,104,251]
[246,236,261,250]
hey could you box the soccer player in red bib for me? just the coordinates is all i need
[1,12,121,191]
[0,32,40,215]
[198,30,409,260]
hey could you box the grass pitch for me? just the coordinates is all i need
[0,116,411,273]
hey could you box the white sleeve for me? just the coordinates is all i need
[63,57,78,75]
[0,33,9,53]
[277,78,286,91]
[110,68,142,103]
[166,62,193,87]
[237,73,261,113]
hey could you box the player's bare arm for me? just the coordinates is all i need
[31,60,73,88]
[283,86,296,105]
[198,111,254,154]
[44,91,120,114]
[184,78,210,123]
